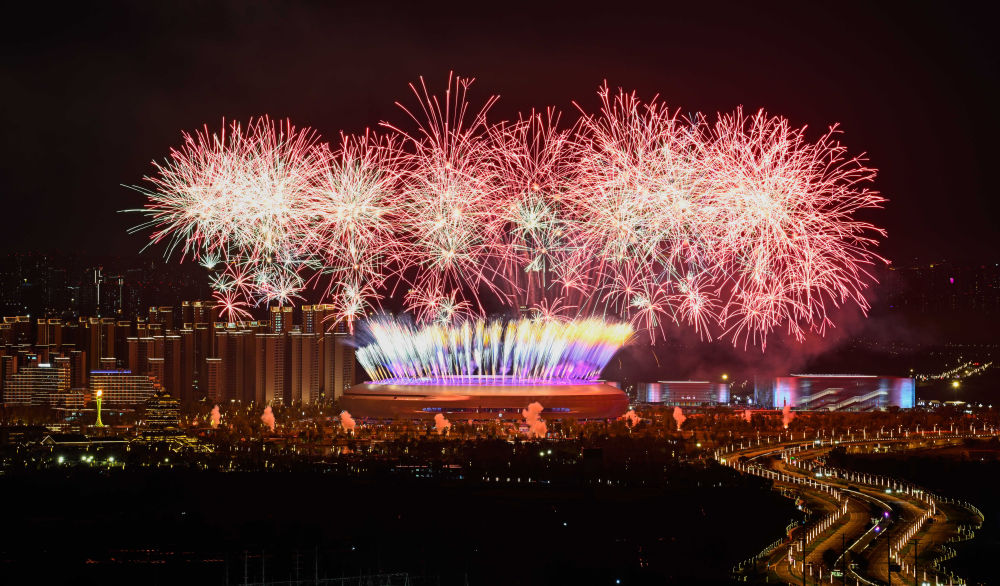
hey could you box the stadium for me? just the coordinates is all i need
[341,318,632,420]
[340,377,627,420]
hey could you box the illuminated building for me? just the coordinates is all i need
[302,304,335,334]
[255,333,287,404]
[323,322,354,402]
[140,389,183,441]
[181,300,215,326]
[2,316,31,345]
[340,378,627,420]
[772,375,915,411]
[269,306,293,334]
[127,336,157,375]
[0,354,18,401]
[203,357,222,402]
[82,317,117,371]
[148,305,174,330]
[217,328,255,402]
[635,381,730,406]
[177,328,195,402]
[2,362,70,405]
[290,331,320,404]
[36,318,64,351]
[88,369,157,405]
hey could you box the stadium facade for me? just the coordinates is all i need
[635,381,730,406]
[340,376,628,420]
[771,374,915,411]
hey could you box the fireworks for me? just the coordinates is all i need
[356,317,634,382]
[128,75,885,348]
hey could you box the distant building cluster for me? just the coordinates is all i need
[634,375,915,411]
[0,252,209,319]
[883,261,1000,315]
[0,302,355,407]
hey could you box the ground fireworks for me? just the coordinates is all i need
[356,317,634,382]
[128,74,886,348]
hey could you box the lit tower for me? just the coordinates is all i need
[95,389,105,427]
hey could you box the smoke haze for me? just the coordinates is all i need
[261,406,275,431]
[673,406,686,431]
[522,401,548,438]
[434,413,451,435]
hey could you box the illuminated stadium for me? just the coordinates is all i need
[339,318,632,420]
[772,374,915,411]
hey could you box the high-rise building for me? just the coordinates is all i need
[181,300,215,327]
[83,317,116,371]
[148,306,174,331]
[146,357,165,386]
[203,357,223,403]
[162,333,182,398]
[65,349,84,389]
[3,316,31,345]
[269,306,293,334]
[127,336,158,376]
[302,304,335,334]
[324,322,355,402]
[216,328,256,402]
[114,320,132,367]
[290,331,321,404]
[36,318,64,351]
[177,328,195,402]
[256,333,287,405]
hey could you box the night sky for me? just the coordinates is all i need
[2,1,997,264]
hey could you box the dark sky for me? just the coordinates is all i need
[2,1,997,264]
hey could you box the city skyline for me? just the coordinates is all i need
[1,3,998,585]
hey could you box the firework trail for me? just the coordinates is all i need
[128,75,885,349]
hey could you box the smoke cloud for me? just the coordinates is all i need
[622,409,641,428]
[340,410,356,431]
[434,413,452,435]
[672,406,686,431]
[782,404,795,429]
[742,409,753,423]
[522,401,548,438]
[261,405,275,431]
[210,405,221,427]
